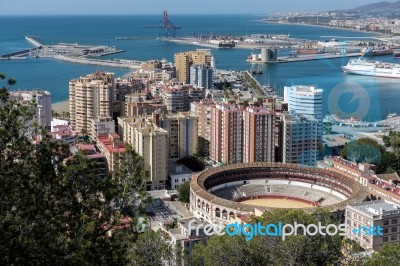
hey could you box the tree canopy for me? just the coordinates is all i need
[340,138,383,165]
[178,181,190,203]
[0,75,162,265]
[190,209,345,266]
[363,243,400,266]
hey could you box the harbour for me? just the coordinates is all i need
[0,15,397,122]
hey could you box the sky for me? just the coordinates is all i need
[0,0,386,15]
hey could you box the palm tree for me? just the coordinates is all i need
[80,128,89,143]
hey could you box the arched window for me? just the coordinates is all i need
[215,208,221,218]
[229,212,235,219]
[222,210,228,220]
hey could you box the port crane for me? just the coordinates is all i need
[145,11,181,38]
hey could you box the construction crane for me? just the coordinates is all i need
[145,11,182,38]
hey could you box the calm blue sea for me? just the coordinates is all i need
[0,15,398,121]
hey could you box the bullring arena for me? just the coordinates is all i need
[190,162,369,224]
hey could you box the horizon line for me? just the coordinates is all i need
[0,13,270,16]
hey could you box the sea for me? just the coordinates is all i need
[0,14,398,122]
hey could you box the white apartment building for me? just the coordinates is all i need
[346,201,400,250]
[284,85,323,139]
[10,89,52,129]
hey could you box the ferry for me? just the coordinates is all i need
[342,58,400,79]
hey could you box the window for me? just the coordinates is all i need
[354,214,357,219]
[383,237,388,242]
[383,228,389,234]
[391,235,398,241]
[392,227,398,233]
[383,220,389,226]
[393,219,398,224]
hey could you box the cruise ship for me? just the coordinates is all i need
[342,58,400,79]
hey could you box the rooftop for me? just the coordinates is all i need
[97,134,126,153]
[179,218,208,231]
[348,200,400,216]
[246,106,275,115]
[377,172,400,183]
[169,161,193,175]
[286,85,323,93]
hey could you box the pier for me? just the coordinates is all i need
[25,36,43,48]
[0,36,137,69]
[0,48,38,59]
[268,52,361,64]
[115,36,157,40]
[54,55,142,69]
[162,38,221,49]
[243,71,274,97]
[161,37,294,50]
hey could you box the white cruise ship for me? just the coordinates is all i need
[342,58,400,79]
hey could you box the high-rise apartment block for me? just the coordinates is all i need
[190,64,213,89]
[281,114,319,166]
[124,94,167,118]
[243,107,275,163]
[346,201,400,251]
[96,133,126,172]
[210,103,244,164]
[10,89,52,129]
[117,116,143,146]
[135,123,168,190]
[117,116,169,190]
[175,49,212,83]
[209,103,276,165]
[89,116,115,139]
[69,72,115,133]
[190,100,215,142]
[284,85,323,139]
[115,78,146,116]
[263,97,288,162]
[159,84,204,113]
[159,112,199,160]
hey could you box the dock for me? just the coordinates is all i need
[54,55,142,69]
[243,71,274,97]
[115,36,157,40]
[0,36,136,69]
[25,36,43,48]
[247,52,361,64]
[162,38,220,49]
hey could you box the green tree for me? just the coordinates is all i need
[190,209,344,266]
[192,235,249,266]
[340,138,383,164]
[363,243,400,266]
[195,136,210,159]
[178,181,190,203]
[113,145,149,216]
[0,77,164,265]
[127,230,174,266]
